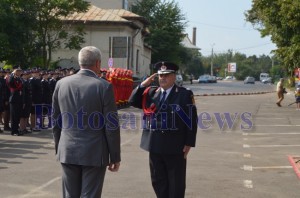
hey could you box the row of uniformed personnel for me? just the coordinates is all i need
[0,66,75,136]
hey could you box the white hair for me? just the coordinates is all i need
[78,46,102,68]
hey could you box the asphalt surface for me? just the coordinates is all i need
[0,82,300,198]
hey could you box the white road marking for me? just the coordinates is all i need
[243,180,253,189]
[253,118,286,119]
[255,125,300,127]
[17,134,139,197]
[243,132,300,136]
[242,165,292,171]
[242,165,253,171]
[244,144,300,148]
[252,166,292,170]
[243,154,251,158]
[19,177,61,198]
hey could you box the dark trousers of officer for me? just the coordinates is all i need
[4,103,10,128]
[149,152,187,198]
[10,103,21,134]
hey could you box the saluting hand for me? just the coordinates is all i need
[141,73,157,87]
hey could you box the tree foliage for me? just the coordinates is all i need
[132,0,186,64]
[0,0,89,68]
[245,0,300,76]
[200,51,275,81]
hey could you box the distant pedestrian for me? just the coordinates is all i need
[189,74,194,84]
[276,78,284,107]
[295,87,300,110]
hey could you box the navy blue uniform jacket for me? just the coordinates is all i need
[129,85,198,154]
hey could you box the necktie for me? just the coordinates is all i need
[159,91,167,107]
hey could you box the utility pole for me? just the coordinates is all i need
[210,43,215,76]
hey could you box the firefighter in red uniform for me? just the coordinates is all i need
[8,66,24,136]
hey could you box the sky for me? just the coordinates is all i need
[176,0,277,57]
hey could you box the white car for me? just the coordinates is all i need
[261,77,272,84]
[244,76,255,84]
[225,76,236,80]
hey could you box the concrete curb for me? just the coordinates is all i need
[194,91,276,97]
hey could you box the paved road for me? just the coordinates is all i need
[0,87,300,197]
[185,80,275,95]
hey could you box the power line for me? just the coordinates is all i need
[201,42,274,54]
[189,21,255,31]
[235,42,273,51]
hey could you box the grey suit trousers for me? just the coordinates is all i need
[61,163,106,198]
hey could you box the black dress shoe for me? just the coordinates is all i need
[4,126,11,131]
[23,129,32,134]
[30,128,41,132]
[11,132,23,136]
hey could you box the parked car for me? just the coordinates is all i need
[260,73,269,82]
[175,74,183,86]
[244,76,255,84]
[261,77,272,84]
[198,75,210,83]
[208,76,217,83]
[216,76,223,80]
[224,76,236,80]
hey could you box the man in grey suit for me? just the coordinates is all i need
[52,46,121,198]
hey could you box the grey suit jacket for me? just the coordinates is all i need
[52,69,121,167]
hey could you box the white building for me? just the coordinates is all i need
[87,0,136,10]
[53,4,151,77]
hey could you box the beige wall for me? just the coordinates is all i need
[87,0,124,9]
[87,0,136,10]
[52,24,151,77]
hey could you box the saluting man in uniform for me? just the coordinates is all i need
[129,61,198,198]
[8,66,24,136]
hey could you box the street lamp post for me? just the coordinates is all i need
[211,44,215,76]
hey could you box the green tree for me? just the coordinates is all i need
[245,0,300,78]
[0,0,89,68]
[132,0,186,64]
[34,0,89,68]
[178,46,204,78]
[0,0,38,67]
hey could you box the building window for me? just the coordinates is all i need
[123,0,128,10]
[109,37,131,58]
[136,49,139,73]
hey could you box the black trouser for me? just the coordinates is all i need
[149,152,187,198]
[10,103,22,133]
[4,102,10,128]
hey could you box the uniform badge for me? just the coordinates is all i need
[161,65,167,71]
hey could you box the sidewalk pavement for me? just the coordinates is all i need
[0,90,300,197]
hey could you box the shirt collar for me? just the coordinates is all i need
[80,69,98,77]
[161,85,174,95]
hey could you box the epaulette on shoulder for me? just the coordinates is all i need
[176,86,188,91]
